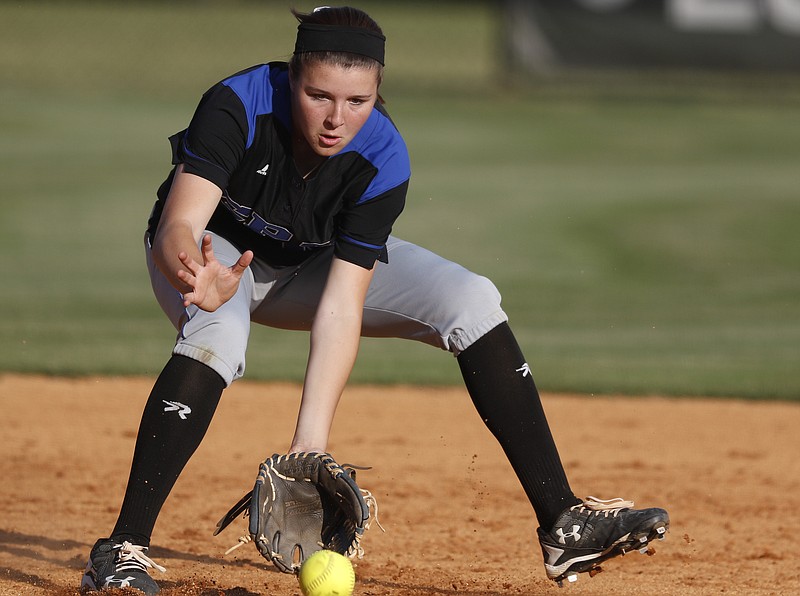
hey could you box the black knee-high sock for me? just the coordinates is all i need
[457,322,581,531]
[111,354,225,545]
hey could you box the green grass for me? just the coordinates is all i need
[1,2,799,399]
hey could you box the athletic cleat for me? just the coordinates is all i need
[81,538,165,594]
[537,496,669,585]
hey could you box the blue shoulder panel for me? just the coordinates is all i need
[341,109,411,204]
[222,64,285,150]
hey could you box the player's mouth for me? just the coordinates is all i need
[318,134,342,148]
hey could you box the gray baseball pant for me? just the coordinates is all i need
[146,232,508,386]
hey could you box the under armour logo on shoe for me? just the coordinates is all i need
[105,575,136,587]
[516,363,531,377]
[162,400,191,420]
[556,525,582,544]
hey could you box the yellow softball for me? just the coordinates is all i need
[298,550,356,596]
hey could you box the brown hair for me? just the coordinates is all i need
[289,6,385,87]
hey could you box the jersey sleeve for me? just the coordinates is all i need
[334,179,408,269]
[171,83,248,191]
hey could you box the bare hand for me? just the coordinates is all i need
[177,234,254,312]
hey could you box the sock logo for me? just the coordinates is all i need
[556,525,582,544]
[516,363,531,377]
[162,400,192,420]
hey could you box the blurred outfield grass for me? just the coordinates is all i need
[1,1,799,399]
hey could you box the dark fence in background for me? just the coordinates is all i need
[503,0,800,75]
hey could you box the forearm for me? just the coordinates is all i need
[151,165,221,293]
[290,308,362,453]
[152,220,202,293]
[289,257,374,453]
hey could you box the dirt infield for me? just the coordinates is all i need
[1,375,799,595]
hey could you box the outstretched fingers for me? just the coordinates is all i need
[177,251,199,287]
[176,236,214,307]
[232,250,254,278]
[174,236,253,311]
[199,233,217,264]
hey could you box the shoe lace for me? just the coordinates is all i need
[572,496,635,518]
[114,541,166,574]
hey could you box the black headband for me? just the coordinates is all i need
[294,23,385,66]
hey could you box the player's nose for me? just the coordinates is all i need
[325,103,345,128]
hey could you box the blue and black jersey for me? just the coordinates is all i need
[151,62,410,269]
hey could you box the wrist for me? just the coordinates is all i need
[288,442,327,455]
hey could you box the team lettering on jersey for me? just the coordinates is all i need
[221,191,293,242]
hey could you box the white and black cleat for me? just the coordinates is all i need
[538,496,670,586]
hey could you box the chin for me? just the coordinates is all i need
[317,145,345,157]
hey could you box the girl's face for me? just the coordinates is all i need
[290,61,379,158]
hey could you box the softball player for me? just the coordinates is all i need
[82,6,668,593]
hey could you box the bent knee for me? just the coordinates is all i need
[438,270,508,354]
[438,266,503,313]
[459,272,503,310]
[175,308,250,386]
